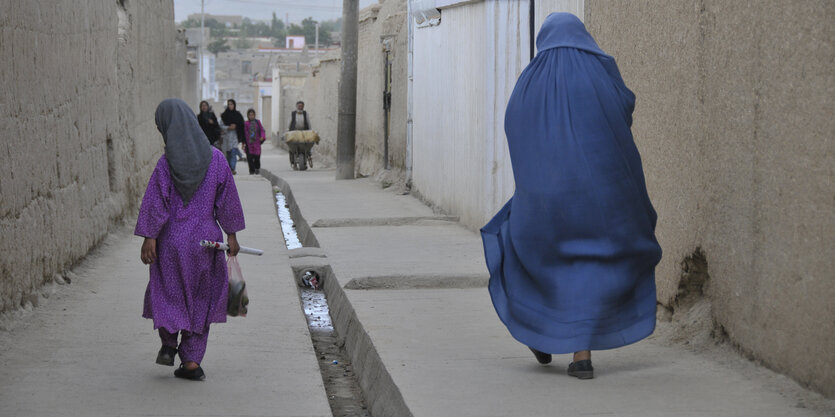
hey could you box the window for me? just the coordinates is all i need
[242,60,252,75]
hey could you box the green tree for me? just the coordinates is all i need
[234,37,253,49]
[271,12,285,35]
[207,38,230,55]
[241,18,256,36]
[287,17,333,47]
[181,18,199,28]
[254,22,270,37]
[269,12,287,46]
[236,17,274,42]
[181,17,231,38]
[320,18,341,34]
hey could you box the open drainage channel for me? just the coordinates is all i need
[275,191,371,417]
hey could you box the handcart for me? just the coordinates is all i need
[284,130,320,171]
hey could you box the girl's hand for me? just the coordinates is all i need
[141,238,157,264]
[227,234,240,256]
[229,124,236,131]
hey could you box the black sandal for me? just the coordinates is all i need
[529,347,552,364]
[174,364,206,381]
[567,359,594,379]
[155,346,177,366]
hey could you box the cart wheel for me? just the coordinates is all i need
[296,152,308,171]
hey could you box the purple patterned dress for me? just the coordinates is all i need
[135,148,245,334]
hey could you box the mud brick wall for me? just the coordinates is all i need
[585,0,834,396]
[0,0,185,312]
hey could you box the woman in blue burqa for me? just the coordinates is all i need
[481,13,662,379]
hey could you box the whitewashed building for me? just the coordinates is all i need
[409,0,584,229]
[201,53,219,102]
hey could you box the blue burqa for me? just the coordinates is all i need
[481,13,662,354]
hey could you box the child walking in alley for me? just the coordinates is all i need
[243,108,266,175]
[136,98,245,381]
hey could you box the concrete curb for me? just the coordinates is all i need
[260,168,414,417]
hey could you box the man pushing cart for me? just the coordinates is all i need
[286,101,319,171]
[285,130,319,171]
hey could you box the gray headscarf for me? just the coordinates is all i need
[154,98,212,204]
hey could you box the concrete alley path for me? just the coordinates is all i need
[259,144,835,417]
[0,176,331,417]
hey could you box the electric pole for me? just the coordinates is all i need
[336,0,359,179]
[199,0,204,101]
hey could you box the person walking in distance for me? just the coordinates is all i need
[196,101,221,147]
[220,99,245,174]
[136,98,245,381]
[243,108,266,175]
[481,13,662,380]
[288,101,311,166]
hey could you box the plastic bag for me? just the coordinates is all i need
[227,256,249,317]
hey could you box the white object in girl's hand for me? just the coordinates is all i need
[200,240,264,256]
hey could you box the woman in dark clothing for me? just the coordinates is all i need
[220,99,246,170]
[196,101,220,146]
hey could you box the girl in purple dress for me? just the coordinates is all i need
[243,108,265,175]
[136,98,246,381]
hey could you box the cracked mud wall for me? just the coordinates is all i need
[0,0,185,313]
[585,0,834,396]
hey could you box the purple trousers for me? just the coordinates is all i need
[159,327,210,364]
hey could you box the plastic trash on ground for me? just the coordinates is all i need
[300,270,321,290]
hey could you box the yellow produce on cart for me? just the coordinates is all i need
[284,130,319,170]
[284,130,320,144]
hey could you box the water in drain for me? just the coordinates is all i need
[274,190,369,416]
[275,192,302,250]
[302,288,333,332]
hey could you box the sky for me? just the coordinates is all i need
[174,0,378,24]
